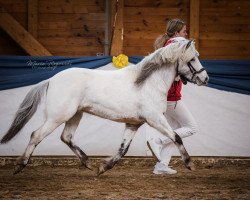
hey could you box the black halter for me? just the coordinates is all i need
[187,62,206,81]
[177,60,205,85]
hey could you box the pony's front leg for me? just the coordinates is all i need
[147,114,195,171]
[98,123,141,175]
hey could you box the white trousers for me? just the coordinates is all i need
[146,100,198,166]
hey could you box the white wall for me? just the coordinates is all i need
[0,63,249,157]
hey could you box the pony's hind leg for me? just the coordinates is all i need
[98,123,141,175]
[60,112,92,170]
[14,120,61,174]
[146,113,195,171]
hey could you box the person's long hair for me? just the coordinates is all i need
[154,19,186,50]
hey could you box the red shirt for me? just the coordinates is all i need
[164,39,183,101]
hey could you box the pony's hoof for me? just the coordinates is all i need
[85,161,93,171]
[97,159,113,176]
[186,161,195,171]
[13,164,26,175]
[97,164,106,176]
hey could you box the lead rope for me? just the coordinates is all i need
[174,61,179,109]
[174,81,178,109]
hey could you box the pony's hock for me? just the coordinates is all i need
[0,37,209,174]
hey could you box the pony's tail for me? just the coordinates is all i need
[0,80,49,144]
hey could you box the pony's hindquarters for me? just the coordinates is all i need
[44,68,86,122]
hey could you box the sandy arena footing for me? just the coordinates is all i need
[0,156,249,199]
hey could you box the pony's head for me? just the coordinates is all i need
[135,37,209,87]
[162,37,209,86]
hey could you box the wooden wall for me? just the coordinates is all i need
[199,0,250,59]
[0,0,27,55]
[38,0,105,56]
[123,0,190,56]
[0,0,249,59]
[123,0,250,59]
[0,0,105,56]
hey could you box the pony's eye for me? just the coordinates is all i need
[190,58,195,62]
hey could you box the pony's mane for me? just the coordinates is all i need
[134,38,196,87]
[134,45,173,86]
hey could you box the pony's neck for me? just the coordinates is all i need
[133,62,177,95]
[133,44,178,94]
[147,65,177,94]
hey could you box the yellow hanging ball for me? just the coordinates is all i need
[112,54,129,69]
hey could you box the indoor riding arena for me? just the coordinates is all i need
[0,0,249,199]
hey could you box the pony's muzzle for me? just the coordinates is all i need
[196,75,209,86]
[204,76,209,85]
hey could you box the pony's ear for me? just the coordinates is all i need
[185,39,194,50]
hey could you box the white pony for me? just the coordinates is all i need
[1,37,208,175]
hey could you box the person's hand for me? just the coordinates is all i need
[175,75,181,81]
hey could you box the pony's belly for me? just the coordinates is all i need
[105,116,143,124]
[82,106,143,125]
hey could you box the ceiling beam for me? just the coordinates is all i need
[0,10,52,56]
